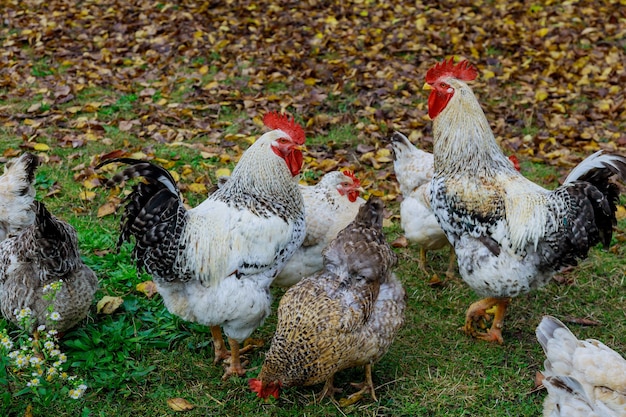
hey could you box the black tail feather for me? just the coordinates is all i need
[97,158,188,280]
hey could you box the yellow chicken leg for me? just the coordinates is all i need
[463,297,510,344]
[339,363,377,406]
[211,325,229,365]
[222,337,247,380]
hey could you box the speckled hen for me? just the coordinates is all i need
[0,199,98,334]
[98,112,306,379]
[425,58,626,343]
[249,197,406,403]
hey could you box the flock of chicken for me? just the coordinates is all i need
[1,58,625,415]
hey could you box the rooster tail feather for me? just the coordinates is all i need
[564,152,626,248]
[97,158,179,195]
[563,151,626,185]
[98,158,188,279]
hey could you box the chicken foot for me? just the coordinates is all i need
[210,326,251,379]
[338,363,377,406]
[463,297,510,344]
[314,375,342,403]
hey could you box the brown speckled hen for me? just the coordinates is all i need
[249,197,406,404]
[0,201,98,334]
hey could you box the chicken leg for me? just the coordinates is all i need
[445,245,457,280]
[339,363,377,406]
[210,326,249,379]
[463,297,510,344]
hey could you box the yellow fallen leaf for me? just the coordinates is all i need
[187,183,207,194]
[616,205,626,221]
[482,70,495,80]
[97,202,117,218]
[79,190,96,201]
[167,398,195,412]
[33,143,50,151]
[136,281,159,298]
[96,296,124,314]
[535,90,549,102]
[215,167,231,178]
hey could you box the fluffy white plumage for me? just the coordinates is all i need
[536,316,626,417]
[273,170,364,287]
[0,153,38,241]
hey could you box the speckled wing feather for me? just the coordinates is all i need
[0,201,98,332]
[258,197,406,388]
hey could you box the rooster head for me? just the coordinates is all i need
[425,57,478,119]
[338,170,362,203]
[264,112,306,177]
[248,377,282,400]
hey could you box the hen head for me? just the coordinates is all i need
[336,170,362,203]
[248,378,282,400]
[425,57,478,119]
[263,112,306,177]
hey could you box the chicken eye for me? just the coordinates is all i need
[276,138,290,144]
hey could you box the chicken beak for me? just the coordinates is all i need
[423,82,432,91]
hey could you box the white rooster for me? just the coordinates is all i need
[272,170,364,287]
[98,112,307,379]
[424,57,626,343]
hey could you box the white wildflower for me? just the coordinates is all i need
[37,324,46,332]
[48,329,58,336]
[26,378,40,387]
[15,355,28,368]
[15,307,32,319]
[43,340,55,351]
[49,312,61,321]
[1,336,13,350]
[29,356,43,366]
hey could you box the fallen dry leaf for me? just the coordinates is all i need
[96,296,124,315]
[136,281,159,299]
[167,398,195,412]
[97,202,117,218]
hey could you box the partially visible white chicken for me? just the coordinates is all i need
[536,315,626,417]
[389,132,455,279]
[273,170,365,287]
[98,112,307,379]
[0,152,39,241]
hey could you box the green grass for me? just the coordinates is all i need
[1,76,625,417]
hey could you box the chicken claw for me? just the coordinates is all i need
[463,297,510,344]
[338,364,377,406]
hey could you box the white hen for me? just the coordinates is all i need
[389,132,455,279]
[536,315,626,417]
[273,170,365,287]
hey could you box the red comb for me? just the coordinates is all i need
[342,170,361,187]
[425,57,478,84]
[263,112,306,145]
[249,378,262,396]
